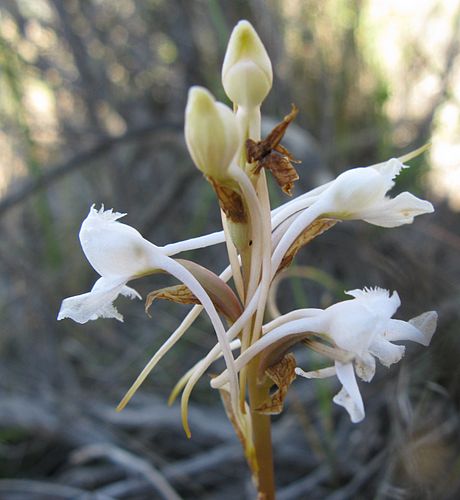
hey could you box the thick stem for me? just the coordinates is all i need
[237,104,276,498]
[247,359,276,500]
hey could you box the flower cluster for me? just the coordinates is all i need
[58,19,437,458]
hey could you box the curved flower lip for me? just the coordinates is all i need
[57,277,141,324]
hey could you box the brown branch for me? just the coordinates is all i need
[0,122,181,217]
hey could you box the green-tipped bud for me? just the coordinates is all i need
[185,86,240,180]
[222,20,273,109]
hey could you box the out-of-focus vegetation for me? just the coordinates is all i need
[0,1,459,498]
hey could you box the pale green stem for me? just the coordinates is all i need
[238,105,276,500]
[221,210,245,299]
[228,164,265,300]
[252,170,272,343]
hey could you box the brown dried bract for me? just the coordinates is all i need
[145,284,199,316]
[278,218,338,274]
[255,353,297,415]
[145,258,243,323]
[208,177,247,223]
[218,385,258,481]
[246,104,300,195]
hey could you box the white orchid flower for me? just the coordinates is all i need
[320,158,434,227]
[211,287,437,423]
[58,205,241,419]
[271,158,434,275]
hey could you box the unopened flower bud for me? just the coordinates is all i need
[185,86,240,180]
[222,20,272,109]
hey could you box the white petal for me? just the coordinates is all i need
[354,353,376,382]
[368,336,405,367]
[87,204,127,222]
[79,206,163,278]
[346,286,391,301]
[57,277,135,324]
[322,167,388,216]
[409,311,437,344]
[361,192,434,228]
[295,366,336,379]
[385,312,437,346]
[371,158,406,183]
[333,361,365,423]
[323,299,381,357]
[120,285,142,300]
[346,287,400,316]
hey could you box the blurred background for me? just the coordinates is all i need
[1,0,460,498]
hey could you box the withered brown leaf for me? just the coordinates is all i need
[246,104,300,195]
[255,353,297,415]
[278,218,338,274]
[145,284,199,315]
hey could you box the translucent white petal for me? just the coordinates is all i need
[385,312,437,346]
[333,361,365,423]
[368,336,405,367]
[57,277,132,324]
[409,311,437,345]
[354,353,376,382]
[361,192,434,228]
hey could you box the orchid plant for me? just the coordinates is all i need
[59,21,437,499]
